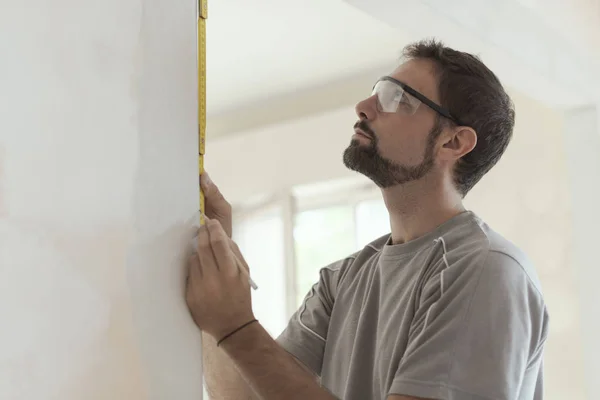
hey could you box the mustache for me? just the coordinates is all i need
[354,120,376,139]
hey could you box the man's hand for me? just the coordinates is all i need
[186,216,255,340]
[200,172,233,237]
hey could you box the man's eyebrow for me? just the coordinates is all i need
[383,76,429,98]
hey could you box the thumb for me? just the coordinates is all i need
[200,172,223,200]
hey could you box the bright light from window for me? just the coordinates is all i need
[293,206,356,306]
[232,187,390,321]
[355,198,390,248]
[234,208,287,337]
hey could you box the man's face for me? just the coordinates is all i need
[343,59,444,188]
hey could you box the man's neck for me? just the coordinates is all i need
[382,178,466,245]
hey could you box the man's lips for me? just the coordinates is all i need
[354,128,372,139]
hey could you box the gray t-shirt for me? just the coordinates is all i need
[276,211,549,400]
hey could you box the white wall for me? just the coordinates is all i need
[1,1,595,398]
[563,105,600,398]
[1,2,203,399]
[207,89,589,399]
[206,107,362,206]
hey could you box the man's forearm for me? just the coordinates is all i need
[202,332,257,399]
[220,322,339,400]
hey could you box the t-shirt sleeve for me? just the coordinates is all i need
[389,250,549,400]
[275,257,348,377]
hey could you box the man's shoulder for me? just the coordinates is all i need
[447,214,544,296]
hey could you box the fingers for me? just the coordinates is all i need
[196,221,219,271]
[188,253,201,279]
[186,252,201,301]
[194,214,250,290]
[200,171,223,201]
[230,242,257,289]
[199,171,212,191]
[205,218,238,277]
[229,240,250,274]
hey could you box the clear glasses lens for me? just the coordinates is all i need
[372,80,421,114]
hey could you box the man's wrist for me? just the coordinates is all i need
[218,321,338,400]
[217,318,259,347]
[219,318,263,353]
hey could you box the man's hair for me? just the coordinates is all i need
[402,38,515,197]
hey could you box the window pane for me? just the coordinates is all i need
[355,198,390,248]
[294,206,356,307]
[233,208,287,338]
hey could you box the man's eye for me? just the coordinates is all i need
[392,93,406,103]
[395,97,412,109]
[399,94,412,104]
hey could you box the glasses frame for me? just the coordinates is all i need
[375,76,464,126]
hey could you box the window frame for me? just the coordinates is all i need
[232,180,383,320]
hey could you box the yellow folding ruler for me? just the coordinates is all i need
[198,0,207,224]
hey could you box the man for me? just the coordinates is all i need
[186,39,549,400]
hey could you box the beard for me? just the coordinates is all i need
[343,119,442,188]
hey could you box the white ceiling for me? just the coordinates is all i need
[206,0,405,115]
[206,0,600,129]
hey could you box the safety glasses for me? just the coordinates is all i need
[372,76,463,126]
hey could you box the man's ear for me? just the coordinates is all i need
[439,126,477,161]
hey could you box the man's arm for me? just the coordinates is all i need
[218,320,428,400]
[203,324,320,400]
[185,206,342,399]
[220,320,338,400]
[202,331,259,400]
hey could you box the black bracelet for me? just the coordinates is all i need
[216,319,258,347]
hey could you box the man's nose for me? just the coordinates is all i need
[355,94,378,121]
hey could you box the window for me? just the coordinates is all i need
[355,198,390,248]
[294,198,389,306]
[233,206,288,337]
[231,179,390,325]
[293,205,357,306]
